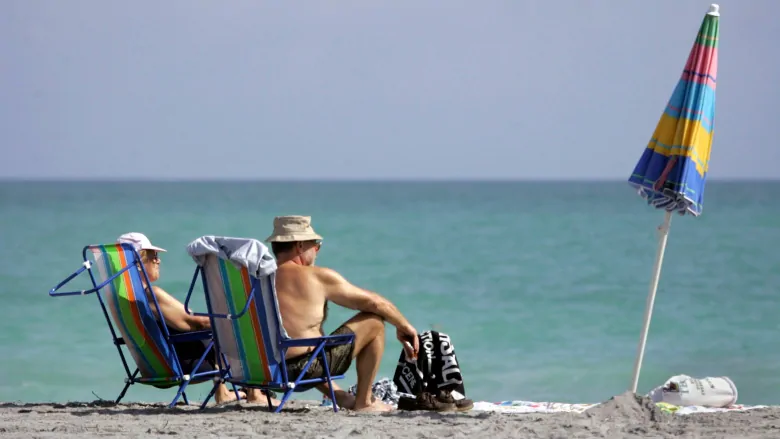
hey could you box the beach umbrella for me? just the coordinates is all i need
[627,4,720,393]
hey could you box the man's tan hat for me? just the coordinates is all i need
[265,215,324,243]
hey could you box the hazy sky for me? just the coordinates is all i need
[2,1,778,180]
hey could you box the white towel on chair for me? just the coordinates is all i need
[186,236,277,278]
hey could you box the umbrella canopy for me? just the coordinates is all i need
[628,5,719,216]
[627,4,720,394]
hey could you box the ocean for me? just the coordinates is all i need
[1,181,778,406]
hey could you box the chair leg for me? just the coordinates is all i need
[274,389,294,414]
[115,368,139,404]
[182,392,189,405]
[199,380,220,410]
[115,381,132,405]
[327,382,339,413]
[319,350,339,413]
[169,380,190,409]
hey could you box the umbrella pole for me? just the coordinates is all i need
[629,209,673,394]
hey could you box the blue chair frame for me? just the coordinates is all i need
[48,243,223,408]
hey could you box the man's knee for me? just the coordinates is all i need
[372,315,385,336]
[361,311,385,326]
[349,311,385,336]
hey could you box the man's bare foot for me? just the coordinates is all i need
[214,386,246,405]
[354,400,394,412]
[332,390,356,410]
[246,389,282,407]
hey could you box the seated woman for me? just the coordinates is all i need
[117,232,278,406]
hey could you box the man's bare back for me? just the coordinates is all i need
[275,264,331,358]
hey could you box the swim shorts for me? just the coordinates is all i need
[285,325,355,380]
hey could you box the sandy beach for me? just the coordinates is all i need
[2,392,779,439]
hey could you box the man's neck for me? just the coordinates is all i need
[277,254,305,266]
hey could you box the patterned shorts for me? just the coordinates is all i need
[285,325,355,380]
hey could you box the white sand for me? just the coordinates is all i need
[2,392,779,438]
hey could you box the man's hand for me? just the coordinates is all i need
[396,324,419,360]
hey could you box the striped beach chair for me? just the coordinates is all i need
[184,251,354,412]
[48,243,221,408]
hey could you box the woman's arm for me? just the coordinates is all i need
[148,285,211,332]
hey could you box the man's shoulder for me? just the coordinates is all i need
[278,264,340,279]
[309,265,345,283]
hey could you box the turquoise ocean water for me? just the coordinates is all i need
[1,181,778,406]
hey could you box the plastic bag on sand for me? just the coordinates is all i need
[647,375,737,408]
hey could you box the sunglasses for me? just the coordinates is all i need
[144,251,161,262]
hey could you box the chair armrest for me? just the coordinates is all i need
[183,266,257,320]
[49,259,135,297]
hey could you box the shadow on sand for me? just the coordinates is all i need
[0,400,318,417]
[0,400,494,419]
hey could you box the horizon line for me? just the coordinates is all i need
[1,177,779,183]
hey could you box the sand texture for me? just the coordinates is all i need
[1,392,779,438]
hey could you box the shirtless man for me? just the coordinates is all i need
[264,215,420,412]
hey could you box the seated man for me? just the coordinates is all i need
[264,216,419,412]
[117,232,278,406]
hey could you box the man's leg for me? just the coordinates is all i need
[339,311,392,412]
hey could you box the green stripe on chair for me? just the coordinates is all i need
[221,259,267,382]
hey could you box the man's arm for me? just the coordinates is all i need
[317,267,420,359]
[148,286,211,332]
[317,267,412,330]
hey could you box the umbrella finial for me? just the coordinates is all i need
[708,4,720,16]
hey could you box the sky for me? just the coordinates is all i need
[1,0,778,180]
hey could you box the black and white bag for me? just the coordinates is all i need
[392,330,466,398]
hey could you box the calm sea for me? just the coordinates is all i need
[1,181,778,405]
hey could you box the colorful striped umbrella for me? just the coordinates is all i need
[627,4,720,393]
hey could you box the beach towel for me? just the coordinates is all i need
[392,330,466,398]
[345,378,400,406]
[470,400,768,415]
